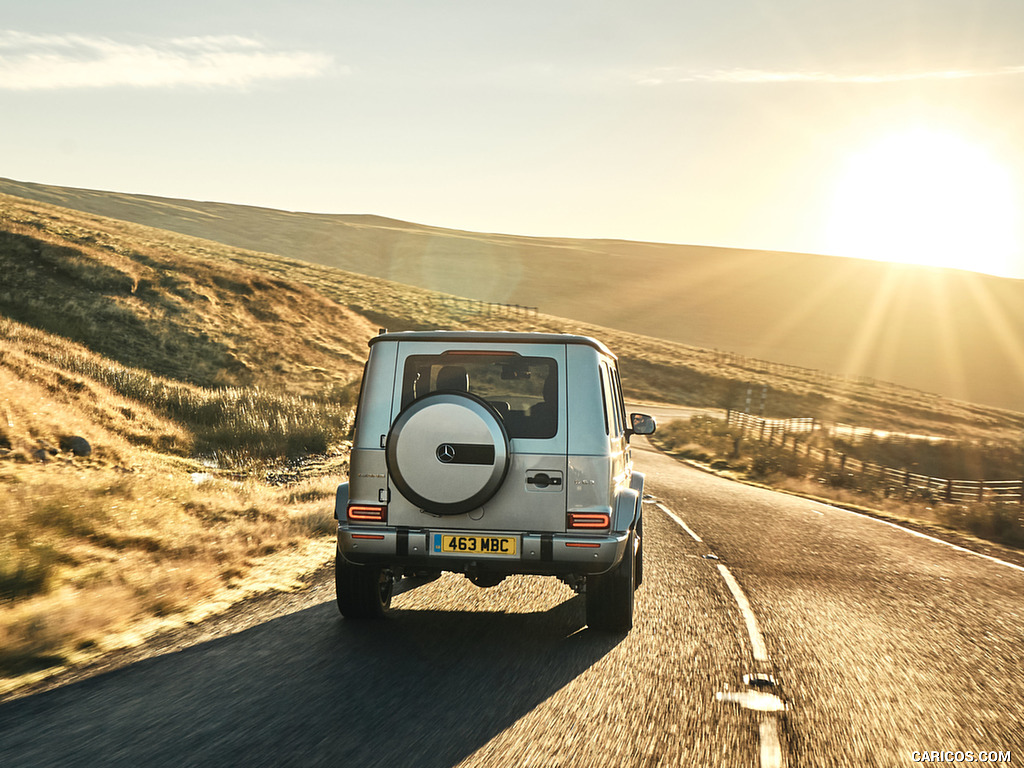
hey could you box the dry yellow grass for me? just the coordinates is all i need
[0,455,341,689]
[0,195,365,689]
[3,188,1023,694]
[6,176,1024,415]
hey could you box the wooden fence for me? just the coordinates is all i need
[724,410,1023,504]
[727,411,815,437]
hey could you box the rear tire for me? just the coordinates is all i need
[336,549,393,619]
[586,530,635,631]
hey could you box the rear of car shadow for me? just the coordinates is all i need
[0,594,623,768]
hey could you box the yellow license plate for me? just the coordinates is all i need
[432,533,518,557]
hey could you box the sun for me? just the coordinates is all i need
[824,127,1020,276]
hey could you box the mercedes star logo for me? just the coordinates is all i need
[436,443,457,463]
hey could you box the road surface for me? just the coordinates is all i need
[2,436,1021,766]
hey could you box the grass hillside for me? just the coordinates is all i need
[1,191,1022,693]
[3,177,1024,413]
[0,195,379,687]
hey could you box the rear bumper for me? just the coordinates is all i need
[338,524,628,576]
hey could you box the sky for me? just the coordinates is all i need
[3,0,1024,278]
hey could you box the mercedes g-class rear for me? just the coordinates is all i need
[335,331,654,630]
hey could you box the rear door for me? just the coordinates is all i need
[386,341,568,532]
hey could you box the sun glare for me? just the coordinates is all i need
[825,128,1020,276]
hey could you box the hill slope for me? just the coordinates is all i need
[7,192,1024,691]
[4,190,1022,446]
[4,177,1024,413]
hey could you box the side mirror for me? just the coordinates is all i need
[628,413,656,436]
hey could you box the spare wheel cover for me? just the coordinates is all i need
[386,392,510,515]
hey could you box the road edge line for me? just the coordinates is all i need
[648,442,1024,575]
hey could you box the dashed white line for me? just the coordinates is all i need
[654,501,703,542]
[716,563,770,664]
[656,499,787,768]
[759,719,784,768]
[654,499,768,662]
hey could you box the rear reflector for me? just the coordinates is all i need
[568,512,610,529]
[352,534,386,540]
[565,542,601,548]
[348,504,387,522]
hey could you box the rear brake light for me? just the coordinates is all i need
[348,504,387,522]
[443,350,516,356]
[568,512,611,529]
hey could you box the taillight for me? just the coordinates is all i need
[568,512,610,529]
[348,504,387,522]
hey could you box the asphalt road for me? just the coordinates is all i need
[2,437,1022,766]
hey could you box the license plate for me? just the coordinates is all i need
[432,533,518,557]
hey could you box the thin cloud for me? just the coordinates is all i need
[637,65,1024,86]
[0,31,337,90]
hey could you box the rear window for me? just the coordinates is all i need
[401,352,558,439]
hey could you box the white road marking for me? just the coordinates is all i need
[655,501,703,542]
[760,718,784,768]
[716,690,785,712]
[657,499,786,766]
[717,564,770,664]
[813,501,1024,575]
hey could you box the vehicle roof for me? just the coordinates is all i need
[367,330,616,358]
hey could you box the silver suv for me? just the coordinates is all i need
[334,331,655,630]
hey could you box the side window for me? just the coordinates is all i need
[606,365,622,438]
[611,366,627,437]
[600,362,622,437]
[598,365,610,435]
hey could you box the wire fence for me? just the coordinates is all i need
[712,350,880,387]
[725,410,1023,504]
[437,297,539,317]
